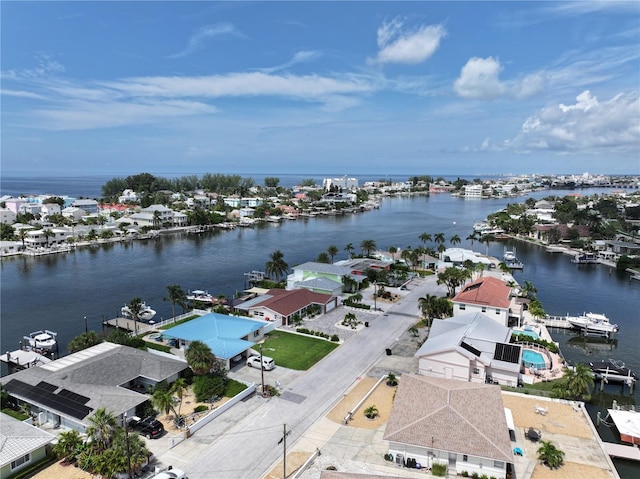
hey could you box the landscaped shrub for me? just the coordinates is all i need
[461,472,469,477]
[193,375,226,402]
[331,334,339,342]
[193,405,208,413]
[431,463,447,477]
[471,472,479,479]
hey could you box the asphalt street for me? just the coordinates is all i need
[156,275,447,479]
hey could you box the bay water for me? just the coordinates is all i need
[1,182,638,476]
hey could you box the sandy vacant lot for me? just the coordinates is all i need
[31,461,94,479]
[326,376,396,429]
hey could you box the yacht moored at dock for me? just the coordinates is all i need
[24,330,58,351]
[186,289,217,303]
[502,248,524,270]
[121,302,156,321]
[567,312,619,337]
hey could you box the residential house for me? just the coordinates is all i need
[61,206,86,223]
[118,189,140,203]
[322,176,358,192]
[0,343,187,433]
[451,276,515,327]
[161,313,269,368]
[439,248,492,270]
[287,261,366,295]
[236,289,337,326]
[383,374,513,479]
[0,415,55,479]
[129,204,186,228]
[530,224,591,243]
[0,209,16,224]
[3,199,27,215]
[39,202,61,218]
[70,199,99,214]
[415,312,522,387]
[24,228,68,248]
[463,184,483,198]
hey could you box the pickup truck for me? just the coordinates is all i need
[127,416,165,439]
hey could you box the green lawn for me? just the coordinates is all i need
[253,330,339,370]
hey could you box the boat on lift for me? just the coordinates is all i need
[502,248,524,270]
[590,359,637,384]
[121,302,156,321]
[24,330,58,351]
[567,312,619,337]
[186,290,217,303]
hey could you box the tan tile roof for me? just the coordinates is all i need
[452,276,511,309]
[383,374,513,462]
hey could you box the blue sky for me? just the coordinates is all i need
[2,1,639,177]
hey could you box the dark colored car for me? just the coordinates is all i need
[128,416,165,439]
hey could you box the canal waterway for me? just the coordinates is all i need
[1,186,638,476]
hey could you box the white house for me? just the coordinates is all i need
[0,209,17,224]
[322,176,358,192]
[451,276,513,326]
[415,312,522,387]
[0,415,55,479]
[384,374,513,479]
[463,184,483,198]
[70,199,99,214]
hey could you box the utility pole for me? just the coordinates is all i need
[260,343,265,397]
[278,423,291,479]
[124,413,132,479]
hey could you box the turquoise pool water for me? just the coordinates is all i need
[522,349,546,369]
[513,329,539,340]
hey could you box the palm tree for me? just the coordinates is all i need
[53,429,84,463]
[170,378,188,419]
[164,284,187,321]
[434,232,446,245]
[344,242,355,259]
[126,296,144,333]
[450,234,461,246]
[17,228,28,250]
[42,228,54,247]
[364,404,379,419]
[316,252,330,263]
[419,232,432,245]
[86,408,118,452]
[563,363,594,400]
[537,440,565,469]
[152,210,162,229]
[151,389,177,420]
[327,245,339,263]
[466,231,479,246]
[265,249,289,282]
[521,281,538,299]
[185,340,215,375]
[360,239,377,257]
[388,246,397,263]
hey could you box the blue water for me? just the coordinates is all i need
[1,181,638,476]
[514,329,539,340]
[522,349,546,369]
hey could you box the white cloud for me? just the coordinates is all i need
[170,23,240,58]
[371,17,446,65]
[257,50,321,74]
[0,89,46,100]
[501,90,640,154]
[454,57,505,100]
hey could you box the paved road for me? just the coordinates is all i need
[158,276,447,479]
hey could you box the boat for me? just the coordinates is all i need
[24,330,57,351]
[607,403,640,445]
[567,312,619,336]
[186,290,217,303]
[589,359,637,384]
[121,302,156,321]
[571,252,598,264]
[502,248,524,270]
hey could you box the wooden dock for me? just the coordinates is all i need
[102,317,155,333]
[603,442,640,461]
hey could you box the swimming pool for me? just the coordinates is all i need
[522,349,547,369]
[513,329,539,340]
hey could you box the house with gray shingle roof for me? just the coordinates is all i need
[287,261,370,295]
[383,374,513,479]
[0,342,187,433]
[415,312,522,387]
[0,414,55,479]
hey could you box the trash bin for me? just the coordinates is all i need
[386,348,392,356]
[364,322,369,327]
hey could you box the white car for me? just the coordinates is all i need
[247,355,275,370]
[151,467,187,479]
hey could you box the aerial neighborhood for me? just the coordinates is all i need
[1,173,639,479]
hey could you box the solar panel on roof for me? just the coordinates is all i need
[6,379,93,420]
[58,389,90,405]
[37,381,58,392]
[494,343,521,364]
[460,341,481,357]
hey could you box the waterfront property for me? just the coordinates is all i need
[0,414,55,479]
[415,312,522,387]
[452,276,523,327]
[0,342,187,433]
[160,313,271,368]
[383,374,513,479]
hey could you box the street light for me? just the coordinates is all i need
[259,343,275,397]
[84,316,88,333]
[123,412,132,479]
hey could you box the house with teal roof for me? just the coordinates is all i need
[161,313,268,368]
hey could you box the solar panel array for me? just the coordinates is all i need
[6,379,93,420]
[460,341,481,357]
[494,343,521,364]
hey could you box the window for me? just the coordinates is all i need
[481,307,487,313]
[496,309,500,314]
[473,368,480,375]
[11,454,30,469]
[494,460,505,468]
[459,304,466,310]
[253,330,260,338]
[463,455,468,462]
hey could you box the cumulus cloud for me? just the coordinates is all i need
[170,23,240,58]
[370,17,446,65]
[454,57,505,100]
[502,90,640,153]
[454,57,547,100]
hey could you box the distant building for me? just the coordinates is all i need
[463,184,483,198]
[322,176,358,192]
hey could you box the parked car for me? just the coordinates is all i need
[128,416,165,439]
[246,355,275,370]
[151,467,187,479]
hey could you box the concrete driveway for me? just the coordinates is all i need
[155,275,447,479]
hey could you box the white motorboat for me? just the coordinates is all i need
[567,312,619,336]
[186,290,216,303]
[502,248,524,270]
[25,330,57,351]
[121,302,156,321]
